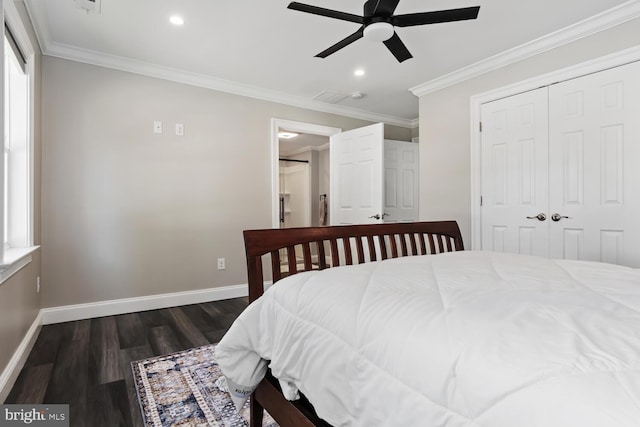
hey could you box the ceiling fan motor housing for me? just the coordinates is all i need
[362,0,396,42]
[363,0,393,20]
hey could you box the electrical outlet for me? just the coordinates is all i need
[217,258,225,270]
[36,276,40,293]
[175,123,184,136]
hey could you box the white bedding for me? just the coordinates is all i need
[215,251,640,426]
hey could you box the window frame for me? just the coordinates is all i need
[0,0,38,284]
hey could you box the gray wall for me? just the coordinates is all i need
[0,2,42,392]
[41,57,412,308]
[418,18,640,245]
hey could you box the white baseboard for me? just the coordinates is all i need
[1,284,248,400]
[0,311,42,403]
[40,284,248,325]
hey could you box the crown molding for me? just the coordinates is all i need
[46,41,418,128]
[410,0,640,97]
[23,0,417,129]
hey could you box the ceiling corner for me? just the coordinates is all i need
[23,0,52,55]
[410,0,640,97]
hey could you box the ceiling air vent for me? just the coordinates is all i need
[312,91,348,104]
[75,0,101,14]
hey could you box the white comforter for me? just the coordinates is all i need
[215,251,640,426]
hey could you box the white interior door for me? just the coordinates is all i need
[330,123,384,225]
[384,140,419,223]
[480,87,550,256]
[548,61,640,267]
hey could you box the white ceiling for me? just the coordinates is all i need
[279,132,329,156]
[24,0,636,126]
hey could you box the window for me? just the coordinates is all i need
[0,2,37,283]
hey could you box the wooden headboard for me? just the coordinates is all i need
[243,221,464,302]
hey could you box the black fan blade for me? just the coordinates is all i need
[288,2,363,24]
[383,32,412,63]
[393,6,480,27]
[371,0,400,17]
[316,27,364,58]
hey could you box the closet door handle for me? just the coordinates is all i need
[368,214,381,220]
[551,213,570,222]
[526,213,547,221]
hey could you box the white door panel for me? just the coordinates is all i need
[548,61,640,267]
[384,140,419,223]
[330,123,384,225]
[480,61,640,267]
[480,87,550,257]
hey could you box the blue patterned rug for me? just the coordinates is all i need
[132,345,277,427]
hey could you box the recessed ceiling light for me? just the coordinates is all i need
[354,69,365,77]
[278,132,299,139]
[169,15,185,26]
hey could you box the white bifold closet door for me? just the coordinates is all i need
[481,60,640,267]
[548,61,640,266]
[480,87,550,257]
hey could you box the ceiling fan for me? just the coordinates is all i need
[287,0,480,63]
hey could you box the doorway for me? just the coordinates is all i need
[271,119,341,228]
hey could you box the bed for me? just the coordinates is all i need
[215,221,640,427]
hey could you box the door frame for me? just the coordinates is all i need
[271,119,341,228]
[469,45,640,250]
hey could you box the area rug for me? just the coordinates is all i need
[132,344,277,427]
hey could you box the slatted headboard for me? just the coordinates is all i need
[243,221,464,302]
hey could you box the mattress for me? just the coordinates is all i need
[215,251,640,426]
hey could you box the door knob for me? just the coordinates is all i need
[526,213,547,221]
[551,213,570,222]
[368,214,381,220]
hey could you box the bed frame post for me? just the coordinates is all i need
[247,253,264,302]
[249,394,264,427]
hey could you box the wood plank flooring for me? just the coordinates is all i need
[5,297,248,427]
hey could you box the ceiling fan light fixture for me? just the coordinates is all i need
[363,22,394,42]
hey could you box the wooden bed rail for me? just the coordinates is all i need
[243,221,464,303]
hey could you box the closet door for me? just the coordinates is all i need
[548,61,640,267]
[480,87,550,256]
[383,140,419,223]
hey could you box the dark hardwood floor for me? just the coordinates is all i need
[5,297,249,427]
